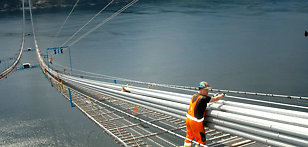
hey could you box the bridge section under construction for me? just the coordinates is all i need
[1,0,308,146]
[27,1,308,146]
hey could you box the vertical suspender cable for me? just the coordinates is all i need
[68,0,139,47]
[61,0,115,47]
[54,0,80,42]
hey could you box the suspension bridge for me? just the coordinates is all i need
[1,0,308,146]
[0,6,24,80]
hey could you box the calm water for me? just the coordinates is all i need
[37,0,308,96]
[1,0,308,146]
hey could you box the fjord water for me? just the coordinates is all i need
[1,0,308,146]
[43,0,308,96]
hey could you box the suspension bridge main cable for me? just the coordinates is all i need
[28,0,39,49]
[0,0,25,80]
[68,0,139,47]
[21,0,25,52]
[51,62,308,102]
[52,62,146,83]
[54,0,80,42]
[61,0,115,47]
[66,71,308,111]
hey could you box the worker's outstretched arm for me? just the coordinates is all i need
[210,94,225,103]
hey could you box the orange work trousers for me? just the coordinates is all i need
[184,117,206,146]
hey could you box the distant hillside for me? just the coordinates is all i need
[0,0,21,11]
[0,0,122,11]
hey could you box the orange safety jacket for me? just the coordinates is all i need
[186,93,211,122]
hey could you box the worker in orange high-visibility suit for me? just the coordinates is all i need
[184,81,225,147]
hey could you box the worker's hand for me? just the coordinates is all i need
[210,93,224,103]
[218,93,224,98]
[215,93,225,97]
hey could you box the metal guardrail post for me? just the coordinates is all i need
[68,88,75,107]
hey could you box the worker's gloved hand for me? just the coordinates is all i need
[214,93,225,97]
